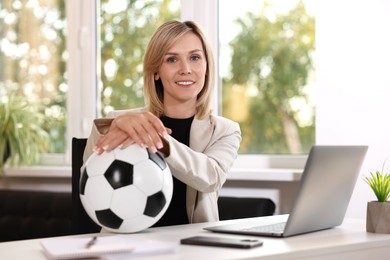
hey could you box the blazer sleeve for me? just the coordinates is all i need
[82,118,113,165]
[165,116,241,193]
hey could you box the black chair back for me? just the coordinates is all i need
[71,137,101,234]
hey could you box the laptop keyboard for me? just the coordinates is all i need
[242,222,286,233]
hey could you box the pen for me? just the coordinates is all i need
[85,236,97,249]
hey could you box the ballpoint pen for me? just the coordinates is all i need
[85,236,97,249]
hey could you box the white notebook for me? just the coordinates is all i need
[40,235,178,260]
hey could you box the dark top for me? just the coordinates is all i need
[152,115,195,227]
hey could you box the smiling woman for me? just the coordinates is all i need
[83,20,242,226]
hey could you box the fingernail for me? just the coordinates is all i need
[102,145,109,151]
[157,142,163,149]
[94,147,102,155]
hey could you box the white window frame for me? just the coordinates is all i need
[66,0,98,155]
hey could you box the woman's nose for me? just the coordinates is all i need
[179,61,191,74]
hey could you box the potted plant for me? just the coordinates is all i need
[364,164,390,233]
[0,94,50,174]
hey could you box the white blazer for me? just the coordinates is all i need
[83,109,241,223]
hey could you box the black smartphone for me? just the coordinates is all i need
[180,236,263,249]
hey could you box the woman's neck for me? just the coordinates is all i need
[163,101,196,119]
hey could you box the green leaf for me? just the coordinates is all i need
[364,171,390,202]
[0,94,50,169]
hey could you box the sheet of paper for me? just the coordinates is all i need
[40,235,178,260]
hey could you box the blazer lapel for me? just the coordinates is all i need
[186,115,213,223]
[189,116,213,153]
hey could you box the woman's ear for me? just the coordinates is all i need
[154,73,160,81]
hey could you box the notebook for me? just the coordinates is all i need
[204,145,368,237]
[40,235,178,259]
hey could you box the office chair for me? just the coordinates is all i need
[71,137,101,234]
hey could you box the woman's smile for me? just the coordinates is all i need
[175,80,195,87]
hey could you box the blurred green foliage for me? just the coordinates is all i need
[222,1,315,154]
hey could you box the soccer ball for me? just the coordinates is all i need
[79,144,173,233]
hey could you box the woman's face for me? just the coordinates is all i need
[155,31,207,107]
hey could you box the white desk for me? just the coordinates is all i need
[1,215,389,260]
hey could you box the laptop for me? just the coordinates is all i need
[204,145,368,237]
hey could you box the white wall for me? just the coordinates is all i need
[316,0,390,219]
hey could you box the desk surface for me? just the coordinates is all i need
[1,215,390,260]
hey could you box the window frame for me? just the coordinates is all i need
[66,0,98,158]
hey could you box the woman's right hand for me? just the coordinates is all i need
[94,111,171,154]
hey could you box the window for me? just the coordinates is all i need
[2,0,314,171]
[0,0,67,155]
[219,0,315,155]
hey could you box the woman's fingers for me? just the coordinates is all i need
[118,137,135,149]
[95,111,171,154]
[94,128,128,154]
[115,112,168,152]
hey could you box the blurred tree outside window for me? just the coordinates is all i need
[220,0,315,154]
[0,0,66,154]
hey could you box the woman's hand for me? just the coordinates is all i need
[94,111,171,154]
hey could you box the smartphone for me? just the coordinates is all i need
[180,236,263,249]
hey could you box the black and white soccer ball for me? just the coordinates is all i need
[79,144,173,233]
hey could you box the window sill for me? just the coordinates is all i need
[3,166,71,178]
[3,154,306,180]
[2,165,303,182]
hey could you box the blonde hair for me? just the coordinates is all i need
[143,20,215,119]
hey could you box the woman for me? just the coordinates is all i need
[83,20,241,226]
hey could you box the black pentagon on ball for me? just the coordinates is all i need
[104,160,134,189]
[96,209,123,229]
[143,191,166,217]
[79,168,89,195]
[147,150,167,170]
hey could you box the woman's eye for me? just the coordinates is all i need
[166,57,176,63]
[191,55,200,61]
